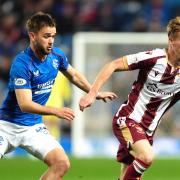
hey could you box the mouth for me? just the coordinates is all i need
[47,47,52,51]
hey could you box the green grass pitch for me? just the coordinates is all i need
[0,157,179,179]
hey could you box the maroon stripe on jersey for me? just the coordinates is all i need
[163,91,180,115]
[117,56,163,117]
[118,68,151,117]
[140,97,163,129]
[150,91,180,136]
[160,64,178,84]
[129,55,166,70]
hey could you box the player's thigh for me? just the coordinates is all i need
[44,147,69,166]
[113,117,148,150]
[21,123,63,161]
[113,117,151,163]
[130,139,154,160]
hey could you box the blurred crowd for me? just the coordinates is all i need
[0,0,180,136]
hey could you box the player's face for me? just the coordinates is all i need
[34,26,56,56]
[170,31,180,59]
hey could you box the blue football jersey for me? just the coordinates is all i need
[0,47,69,126]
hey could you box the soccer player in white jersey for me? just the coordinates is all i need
[79,16,180,179]
[0,12,117,180]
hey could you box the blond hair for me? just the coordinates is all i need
[167,16,180,39]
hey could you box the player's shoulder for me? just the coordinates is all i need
[147,48,166,56]
[12,48,32,66]
[132,48,166,61]
[51,47,66,57]
[140,48,166,57]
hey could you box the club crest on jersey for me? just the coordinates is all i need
[135,125,145,134]
[33,70,40,77]
[154,71,160,77]
[52,59,58,69]
[15,78,27,86]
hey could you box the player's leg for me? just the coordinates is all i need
[116,146,134,180]
[113,117,154,180]
[113,117,134,180]
[123,139,154,180]
[131,138,154,165]
[40,148,70,180]
[21,123,70,180]
[119,163,128,180]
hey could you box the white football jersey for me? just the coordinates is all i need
[115,48,180,136]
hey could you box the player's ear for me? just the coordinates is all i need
[168,36,173,47]
[28,32,36,41]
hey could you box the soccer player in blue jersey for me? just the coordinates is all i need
[0,12,117,180]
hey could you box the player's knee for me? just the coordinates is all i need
[55,158,70,176]
[61,158,70,172]
[137,151,154,165]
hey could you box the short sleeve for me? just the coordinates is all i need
[10,58,31,89]
[51,47,69,71]
[59,55,69,71]
[126,50,158,70]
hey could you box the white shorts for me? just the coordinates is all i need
[0,120,63,160]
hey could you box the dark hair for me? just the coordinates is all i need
[26,11,56,33]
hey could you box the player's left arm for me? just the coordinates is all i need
[62,65,117,102]
[79,56,129,111]
[62,64,91,93]
[83,56,129,97]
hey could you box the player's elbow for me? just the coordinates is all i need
[19,103,31,112]
[105,61,117,73]
[69,72,79,85]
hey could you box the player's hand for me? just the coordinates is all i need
[79,92,96,112]
[96,91,117,102]
[54,107,75,122]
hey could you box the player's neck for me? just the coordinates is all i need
[30,45,47,61]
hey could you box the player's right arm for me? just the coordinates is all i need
[79,49,161,111]
[11,55,74,122]
[15,89,74,121]
[79,56,129,111]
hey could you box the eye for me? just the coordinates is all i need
[43,34,56,39]
[43,35,48,39]
[44,34,50,38]
[51,33,56,39]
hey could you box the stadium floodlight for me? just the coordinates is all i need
[72,32,167,157]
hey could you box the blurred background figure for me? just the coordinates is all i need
[0,55,11,103]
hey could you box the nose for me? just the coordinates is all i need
[49,37,54,44]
